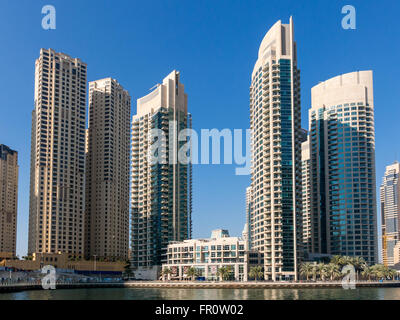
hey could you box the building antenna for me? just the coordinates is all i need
[149,84,160,91]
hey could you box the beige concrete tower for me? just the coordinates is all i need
[381,161,400,267]
[131,70,192,273]
[245,186,252,250]
[0,145,18,256]
[85,78,131,261]
[309,71,377,264]
[28,48,87,258]
[249,18,302,281]
[301,137,312,254]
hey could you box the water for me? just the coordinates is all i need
[1,287,400,300]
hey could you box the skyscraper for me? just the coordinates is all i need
[28,49,87,257]
[381,161,400,267]
[301,136,312,255]
[309,70,377,264]
[85,78,131,261]
[249,18,302,281]
[0,145,18,256]
[131,70,192,272]
[245,186,252,250]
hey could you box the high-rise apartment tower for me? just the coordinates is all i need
[85,78,131,261]
[131,70,192,272]
[249,18,303,281]
[29,49,87,257]
[381,161,400,267]
[308,70,377,265]
[0,145,18,256]
[301,137,312,255]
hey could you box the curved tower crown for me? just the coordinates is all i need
[249,18,302,281]
[131,71,192,271]
[252,17,297,79]
[311,70,374,110]
[308,70,377,265]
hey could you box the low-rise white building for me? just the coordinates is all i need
[162,229,263,281]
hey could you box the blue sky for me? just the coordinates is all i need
[0,0,399,257]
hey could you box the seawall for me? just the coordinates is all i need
[1,281,400,294]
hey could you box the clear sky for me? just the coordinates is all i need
[0,0,399,257]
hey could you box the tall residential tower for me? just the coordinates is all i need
[131,70,192,273]
[85,78,131,261]
[0,145,18,256]
[28,49,87,257]
[245,186,252,250]
[308,70,377,264]
[381,161,400,267]
[249,18,303,281]
[301,137,312,255]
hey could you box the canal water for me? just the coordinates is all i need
[1,287,400,300]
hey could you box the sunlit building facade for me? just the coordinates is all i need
[85,78,131,261]
[381,161,400,267]
[309,70,377,265]
[162,229,263,281]
[0,145,18,256]
[249,18,303,281]
[28,49,87,257]
[301,137,312,255]
[245,186,252,250]
[131,71,192,271]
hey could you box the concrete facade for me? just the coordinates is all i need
[0,252,124,272]
[130,71,192,271]
[162,230,263,281]
[0,145,18,256]
[28,49,87,258]
[85,78,131,261]
[301,137,312,255]
[381,162,400,267]
[308,70,377,264]
[249,18,302,281]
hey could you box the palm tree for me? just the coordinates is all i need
[330,255,343,266]
[217,267,225,281]
[361,265,373,281]
[375,265,397,281]
[325,263,340,281]
[299,263,314,281]
[370,264,386,280]
[185,267,198,281]
[161,267,173,281]
[217,266,232,282]
[316,263,327,281]
[249,266,263,281]
[388,269,398,281]
[341,256,354,267]
[349,256,366,280]
[311,265,318,281]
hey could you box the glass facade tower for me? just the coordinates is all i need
[131,71,192,272]
[308,71,377,265]
[249,18,302,281]
[381,161,400,267]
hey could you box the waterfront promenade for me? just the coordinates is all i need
[2,280,400,293]
[0,281,124,293]
[124,280,400,289]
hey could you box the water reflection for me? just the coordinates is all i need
[1,287,400,300]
